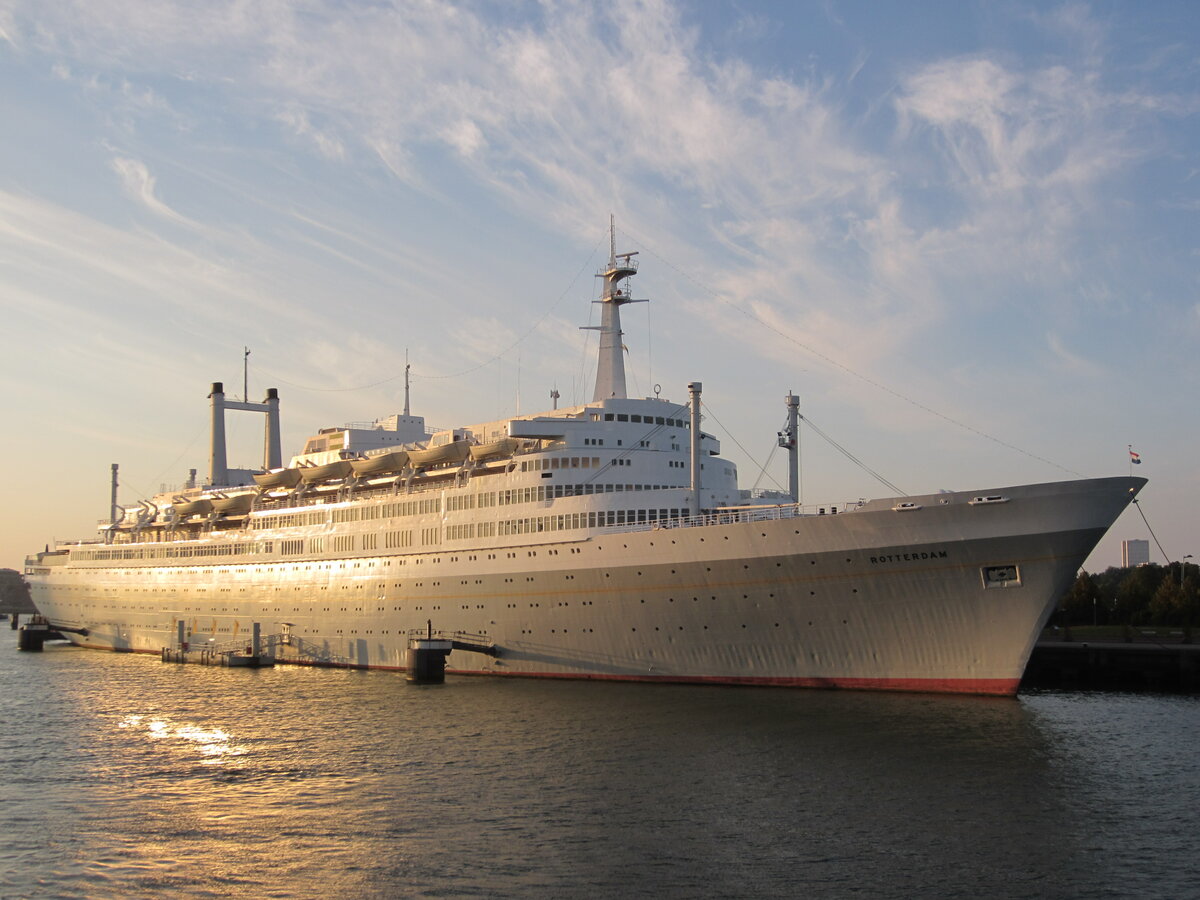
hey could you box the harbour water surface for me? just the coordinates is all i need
[2,637,1199,898]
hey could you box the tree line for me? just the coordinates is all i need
[1058,561,1200,627]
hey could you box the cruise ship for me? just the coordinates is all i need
[24,235,1144,694]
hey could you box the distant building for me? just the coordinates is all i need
[1122,539,1150,568]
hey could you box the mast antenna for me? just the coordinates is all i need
[403,350,411,417]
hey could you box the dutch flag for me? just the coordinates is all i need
[1129,448,1142,465]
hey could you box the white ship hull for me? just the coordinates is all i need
[27,476,1142,695]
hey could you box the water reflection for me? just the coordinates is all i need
[7,645,1200,899]
[117,713,246,765]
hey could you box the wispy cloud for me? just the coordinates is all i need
[0,188,324,332]
[110,156,193,224]
[275,105,346,160]
[2,1,1189,401]
[1046,331,1104,377]
[0,15,15,49]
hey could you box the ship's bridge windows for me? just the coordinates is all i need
[617,414,628,422]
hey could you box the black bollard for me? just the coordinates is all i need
[17,627,45,652]
[406,638,452,683]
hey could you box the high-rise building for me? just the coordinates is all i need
[1122,539,1150,567]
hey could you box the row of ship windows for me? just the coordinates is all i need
[61,597,848,633]
[603,413,688,427]
[72,509,693,562]
[65,545,585,571]
[322,482,689,523]
[262,498,440,530]
[519,456,603,472]
[261,467,673,528]
[59,595,853,627]
[73,617,843,640]
[53,580,851,609]
[101,483,694,548]
[59,582,807,602]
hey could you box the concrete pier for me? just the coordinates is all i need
[161,622,275,667]
[1023,641,1200,692]
[161,646,275,667]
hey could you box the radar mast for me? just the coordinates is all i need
[586,215,645,401]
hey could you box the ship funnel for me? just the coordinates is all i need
[689,381,702,516]
[264,388,282,469]
[209,382,228,487]
[208,381,282,486]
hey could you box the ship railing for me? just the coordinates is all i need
[339,420,449,433]
[406,628,498,657]
[603,501,866,534]
[266,634,351,667]
[406,627,494,644]
[181,635,279,657]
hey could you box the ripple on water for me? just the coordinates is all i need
[2,643,1200,898]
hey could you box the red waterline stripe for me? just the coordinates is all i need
[439,669,1020,696]
[67,642,1019,696]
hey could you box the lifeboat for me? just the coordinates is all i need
[253,468,303,489]
[299,460,354,484]
[350,449,410,477]
[408,440,470,468]
[469,437,519,461]
[212,493,255,515]
[172,498,214,517]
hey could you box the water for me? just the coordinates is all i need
[2,637,1199,899]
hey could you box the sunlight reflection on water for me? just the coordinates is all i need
[117,714,245,764]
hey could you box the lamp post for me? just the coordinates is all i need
[1182,554,1194,589]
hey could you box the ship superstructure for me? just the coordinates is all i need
[24,230,1144,694]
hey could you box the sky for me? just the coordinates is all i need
[1,0,1196,573]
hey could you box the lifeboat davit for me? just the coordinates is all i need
[299,460,354,484]
[469,438,519,461]
[212,493,255,515]
[350,449,410,477]
[408,440,470,468]
[253,468,303,489]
